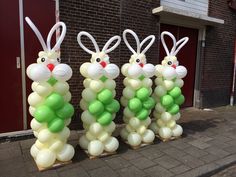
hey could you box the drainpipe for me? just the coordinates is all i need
[230,39,236,106]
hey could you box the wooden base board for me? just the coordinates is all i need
[84,150,117,159]
[125,141,153,150]
[156,134,181,142]
[35,160,72,171]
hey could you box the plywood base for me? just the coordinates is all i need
[156,134,181,142]
[35,160,72,171]
[84,150,117,159]
[125,141,153,150]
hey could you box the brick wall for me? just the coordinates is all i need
[200,0,236,107]
[59,0,160,129]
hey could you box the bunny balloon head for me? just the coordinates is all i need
[25,17,72,83]
[77,31,121,80]
[122,29,156,79]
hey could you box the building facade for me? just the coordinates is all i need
[0,0,235,133]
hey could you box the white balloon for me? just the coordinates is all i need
[49,140,64,152]
[163,80,174,91]
[83,78,91,88]
[97,132,109,142]
[129,79,142,90]
[80,62,90,78]
[137,125,146,135]
[155,64,164,77]
[104,64,120,79]
[123,87,135,99]
[172,112,181,121]
[167,120,176,129]
[155,78,163,85]
[35,82,52,97]
[58,127,70,140]
[176,66,187,79]
[81,111,96,125]
[159,127,172,139]
[142,129,155,143]
[172,124,183,137]
[129,117,140,129]
[104,137,119,152]
[87,63,104,79]
[123,107,135,118]
[143,64,155,78]
[89,80,104,93]
[30,144,39,158]
[127,133,142,147]
[38,129,53,143]
[128,64,143,79]
[29,106,36,117]
[121,63,130,76]
[155,103,166,113]
[120,96,128,107]
[27,64,51,82]
[104,121,116,133]
[82,88,96,102]
[175,78,184,88]
[30,118,43,131]
[149,122,159,134]
[57,144,75,162]
[86,131,96,141]
[53,82,69,95]
[161,112,172,122]
[88,140,104,156]
[53,64,72,81]
[120,128,129,140]
[79,135,89,150]
[142,78,153,87]
[104,79,116,90]
[31,82,38,92]
[89,122,103,136]
[28,92,44,107]
[64,91,72,102]
[36,149,56,168]
[162,66,177,80]
[154,85,167,97]
[80,99,88,111]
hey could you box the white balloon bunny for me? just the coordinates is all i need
[150,31,189,140]
[25,17,74,168]
[77,31,121,157]
[120,29,156,148]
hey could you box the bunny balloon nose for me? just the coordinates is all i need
[100,61,107,68]
[172,64,176,69]
[47,63,55,71]
[139,63,144,68]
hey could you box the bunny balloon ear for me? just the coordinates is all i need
[47,22,66,51]
[123,29,141,54]
[140,35,155,54]
[161,31,189,56]
[25,17,47,51]
[77,31,100,54]
[102,36,121,54]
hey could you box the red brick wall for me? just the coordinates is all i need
[59,0,160,129]
[200,0,236,107]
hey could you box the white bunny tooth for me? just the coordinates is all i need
[27,63,51,82]
[52,64,72,81]
[104,64,120,79]
[176,65,187,79]
[127,64,143,79]
[142,63,155,78]
[87,63,104,79]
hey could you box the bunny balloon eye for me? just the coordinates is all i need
[57,58,61,63]
[136,59,140,63]
[41,58,46,62]
[167,61,172,65]
[96,58,101,62]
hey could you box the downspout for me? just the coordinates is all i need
[230,39,236,106]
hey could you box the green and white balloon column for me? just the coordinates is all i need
[77,32,121,157]
[25,17,75,168]
[120,29,156,147]
[150,31,189,140]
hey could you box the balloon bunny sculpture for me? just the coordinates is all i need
[26,17,74,168]
[120,29,156,147]
[150,31,189,140]
[77,31,121,157]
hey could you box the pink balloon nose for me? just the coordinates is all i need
[100,61,107,68]
[47,64,55,71]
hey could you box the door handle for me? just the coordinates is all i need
[16,57,21,69]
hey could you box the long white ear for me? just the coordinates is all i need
[47,22,66,51]
[77,31,100,54]
[102,36,121,54]
[161,31,176,56]
[25,17,47,51]
[123,29,140,54]
[140,35,155,54]
[173,37,189,56]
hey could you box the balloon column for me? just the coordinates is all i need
[77,32,121,157]
[150,31,189,140]
[25,17,75,168]
[120,29,156,147]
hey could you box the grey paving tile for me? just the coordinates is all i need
[80,158,107,170]
[162,147,187,159]
[168,139,191,149]
[169,164,191,175]
[104,156,131,170]
[188,139,211,149]
[58,166,89,177]
[215,154,236,166]
[116,166,146,177]
[205,146,230,158]
[223,145,236,154]
[88,166,118,177]
[177,154,205,168]
[0,141,20,149]
[130,156,155,169]
[139,146,164,160]
[144,165,174,177]
[0,156,25,172]
[121,149,143,160]
[153,155,181,169]
[20,138,35,150]
[0,143,22,160]
[184,146,208,158]
[200,154,219,163]
[35,170,59,177]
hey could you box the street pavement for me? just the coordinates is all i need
[0,106,236,177]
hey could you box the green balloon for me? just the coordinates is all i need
[97,89,113,104]
[143,97,155,110]
[34,105,54,123]
[88,100,104,115]
[47,77,57,86]
[136,87,149,101]
[48,118,64,132]
[56,103,74,119]
[169,87,181,98]
[167,104,180,115]
[128,98,142,112]
[161,95,174,107]
[45,93,64,110]
[97,112,112,126]
[105,100,120,113]
[175,94,185,105]
[136,109,149,120]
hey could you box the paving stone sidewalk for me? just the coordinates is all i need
[1,106,236,177]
